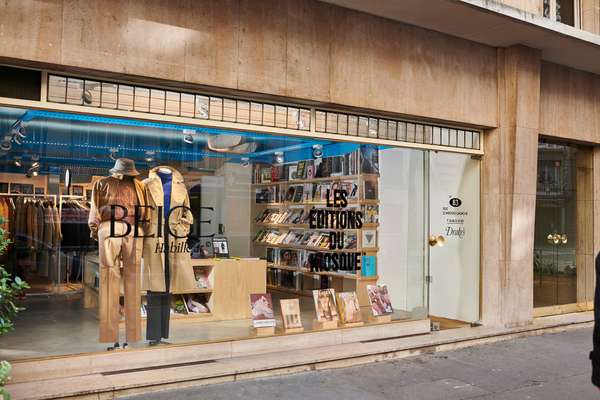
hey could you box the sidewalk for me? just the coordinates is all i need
[124,327,597,400]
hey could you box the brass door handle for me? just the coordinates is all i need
[428,235,446,247]
[546,233,568,245]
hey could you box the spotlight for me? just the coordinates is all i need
[0,137,12,152]
[240,157,250,167]
[273,151,284,165]
[13,156,22,167]
[312,144,323,159]
[32,170,39,177]
[183,129,195,145]
[30,161,40,169]
[10,121,26,145]
[144,151,156,163]
[109,148,119,161]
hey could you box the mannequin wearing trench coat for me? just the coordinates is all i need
[142,166,196,342]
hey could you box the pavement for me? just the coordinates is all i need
[123,327,598,400]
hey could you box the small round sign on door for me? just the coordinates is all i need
[449,197,462,207]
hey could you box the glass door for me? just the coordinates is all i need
[533,142,577,308]
[428,151,481,323]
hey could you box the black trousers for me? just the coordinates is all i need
[146,226,171,342]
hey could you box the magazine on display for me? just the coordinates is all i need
[250,293,276,328]
[337,292,362,324]
[280,298,303,329]
[313,289,339,322]
[366,284,393,316]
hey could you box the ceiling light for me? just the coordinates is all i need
[109,148,119,160]
[32,170,39,177]
[207,135,257,154]
[144,151,156,163]
[13,156,22,167]
[30,161,40,169]
[83,89,93,105]
[240,157,250,167]
[274,151,284,165]
[312,144,323,159]
[183,129,196,145]
[0,137,11,152]
[10,121,26,145]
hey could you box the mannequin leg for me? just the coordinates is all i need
[122,230,141,343]
[97,222,123,343]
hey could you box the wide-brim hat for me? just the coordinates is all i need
[109,158,139,176]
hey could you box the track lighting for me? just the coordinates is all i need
[13,156,22,167]
[32,170,39,177]
[274,151,284,165]
[241,157,250,167]
[312,144,323,159]
[0,137,11,152]
[30,161,40,169]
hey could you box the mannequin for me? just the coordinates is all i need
[146,167,173,345]
[142,166,196,345]
[88,158,147,350]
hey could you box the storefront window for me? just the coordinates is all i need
[0,105,428,359]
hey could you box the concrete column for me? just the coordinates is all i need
[481,45,541,327]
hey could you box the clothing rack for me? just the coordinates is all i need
[0,193,57,202]
[58,194,87,289]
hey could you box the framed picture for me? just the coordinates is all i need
[0,182,8,193]
[20,184,34,195]
[34,187,45,195]
[212,237,229,258]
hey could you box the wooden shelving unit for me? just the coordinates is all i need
[251,148,379,306]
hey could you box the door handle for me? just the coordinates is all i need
[428,235,446,247]
[546,233,568,245]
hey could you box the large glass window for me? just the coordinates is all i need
[0,106,429,359]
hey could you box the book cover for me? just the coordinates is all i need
[280,299,303,329]
[297,161,306,180]
[270,165,281,182]
[312,289,339,322]
[293,185,304,202]
[361,255,376,277]
[306,160,315,179]
[360,145,379,175]
[285,186,296,202]
[361,229,377,249]
[363,180,378,200]
[288,164,298,180]
[260,167,272,183]
[337,292,362,324]
[366,284,393,316]
[250,293,276,327]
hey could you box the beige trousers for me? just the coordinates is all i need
[98,221,142,343]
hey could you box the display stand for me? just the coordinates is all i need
[283,327,304,333]
[254,326,276,337]
[312,319,339,330]
[368,314,392,324]
[342,321,364,328]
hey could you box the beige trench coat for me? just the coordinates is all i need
[141,166,196,293]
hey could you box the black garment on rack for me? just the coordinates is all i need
[60,200,94,249]
[146,223,171,342]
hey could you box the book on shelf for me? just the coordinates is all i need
[362,204,379,224]
[360,145,380,175]
[313,289,339,322]
[288,165,298,180]
[292,185,304,202]
[363,180,378,200]
[280,299,303,329]
[296,160,306,180]
[337,292,362,324]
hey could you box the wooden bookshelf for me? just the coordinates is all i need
[252,147,379,306]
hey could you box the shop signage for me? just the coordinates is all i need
[442,196,467,239]
[307,189,362,273]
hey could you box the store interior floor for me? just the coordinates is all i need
[0,291,417,361]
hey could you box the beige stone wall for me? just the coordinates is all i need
[540,62,600,143]
[498,0,543,15]
[581,0,600,34]
[0,0,498,127]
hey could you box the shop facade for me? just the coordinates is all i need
[1,0,600,395]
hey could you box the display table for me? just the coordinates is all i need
[83,256,266,322]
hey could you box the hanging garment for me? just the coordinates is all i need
[141,166,195,293]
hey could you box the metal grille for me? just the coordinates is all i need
[47,74,311,132]
[315,109,481,150]
[46,74,481,152]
